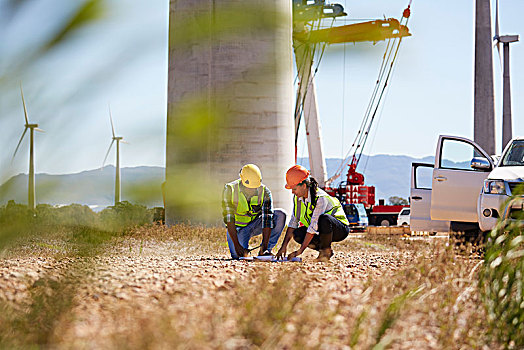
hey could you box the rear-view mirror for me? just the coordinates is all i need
[470,157,491,170]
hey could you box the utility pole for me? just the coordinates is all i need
[500,35,519,149]
[474,0,496,155]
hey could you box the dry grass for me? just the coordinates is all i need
[0,224,510,349]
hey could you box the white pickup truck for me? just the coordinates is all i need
[410,135,524,238]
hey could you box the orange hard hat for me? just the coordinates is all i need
[285,165,310,189]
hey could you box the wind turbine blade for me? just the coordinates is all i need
[495,0,503,72]
[121,140,129,144]
[109,105,116,138]
[20,83,29,125]
[102,139,115,168]
[34,128,45,133]
[12,127,28,161]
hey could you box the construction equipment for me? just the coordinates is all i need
[294,18,410,44]
[292,1,412,226]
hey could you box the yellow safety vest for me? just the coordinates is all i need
[227,179,266,227]
[294,189,349,227]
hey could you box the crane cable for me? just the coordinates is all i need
[294,17,323,120]
[294,16,334,145]
[355,3,412,166]
[330,2,412,182]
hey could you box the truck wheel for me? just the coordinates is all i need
[451,230,486,247]
[380,219,390,227]
[464,229,487,245]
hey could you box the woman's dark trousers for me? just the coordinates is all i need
[292,214,349,250]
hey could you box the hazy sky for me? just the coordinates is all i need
[307,0,524,161]
[1,0,523,183]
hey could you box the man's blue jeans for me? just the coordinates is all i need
[227,209,287,259]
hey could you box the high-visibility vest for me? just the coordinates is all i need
[294,188,349,227]
[227,179,266,227]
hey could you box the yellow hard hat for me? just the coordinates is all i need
[240,164,262,188]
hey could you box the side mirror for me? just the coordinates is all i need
[470,157,491,170]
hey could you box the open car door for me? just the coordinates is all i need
[430,135,494,223]
[410,163,450,232]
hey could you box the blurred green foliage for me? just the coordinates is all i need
[169,2,282,49]
[1,0,106,81]
[480,194,524,347]
[44,0,105,52]
[99,201,153,231]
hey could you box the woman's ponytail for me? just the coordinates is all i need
[305,177,318,206]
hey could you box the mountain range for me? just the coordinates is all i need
[0,155,436,209]
[0,166,165,210]
[298,155,434,201]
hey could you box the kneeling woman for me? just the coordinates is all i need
[276,165,350,261]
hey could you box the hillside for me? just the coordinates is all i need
[0,155,436,208]
[298,154,435,202]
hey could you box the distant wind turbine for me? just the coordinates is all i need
[493,0,519,150]
[102,106,127,205]
[12,84,44,211]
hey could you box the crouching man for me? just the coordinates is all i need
[222,164,286,259]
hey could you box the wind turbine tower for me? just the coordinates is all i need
[103,107,125,205]
[474,0,496,155]
[493,0,519,149]
[500,35,519,148]
[166,0,294,224]
[13,85,44,211]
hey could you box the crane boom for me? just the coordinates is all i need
[294,40,328,185]
[294,18,411,44]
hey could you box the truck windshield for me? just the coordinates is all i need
[500,140,524,166]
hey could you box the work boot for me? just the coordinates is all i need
[315,248,333,262]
